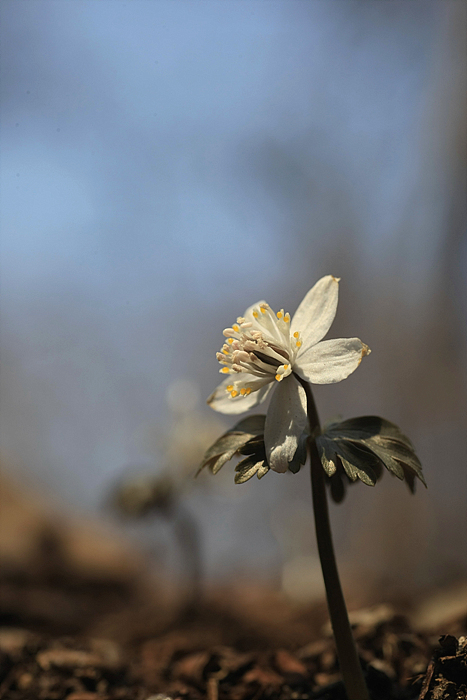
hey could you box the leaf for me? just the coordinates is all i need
[238,436,266,456]
[360,440,405,480]
[315,436,338,476]
[317,415,425,496]
[329,416,415,451]
[234,456,269,484]
[197,415,266,476]
[198,433,253,475]
[365,436,425,485]
[333,440,380,486]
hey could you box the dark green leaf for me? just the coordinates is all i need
[316,436,338,476]
[320,415,425,491]
[198,415,266,476]
[238,436,266,456]
[361,438,425,486]
[333,440,380,485]
[200,411,311,482]
[234,455,269,484]
[360,440,405,480]
[198,432,253,475]
[200,432,245,467]
[328,416,415,451]
[367,437,425,483]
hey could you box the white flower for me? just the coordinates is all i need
[207,276,370,473]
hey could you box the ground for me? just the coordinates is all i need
[0,475,465,700]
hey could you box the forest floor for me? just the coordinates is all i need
[0,475,465,700]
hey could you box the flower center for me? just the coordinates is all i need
[216,303,302,399]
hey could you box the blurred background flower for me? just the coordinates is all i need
[1,0,465,603]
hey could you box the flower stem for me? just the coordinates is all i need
[299,378,369,700]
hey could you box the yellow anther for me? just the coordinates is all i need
[226,385,234,391]
[240,388,247,395]
[233,324,240,332]
[283,364,289,370]
[296,340,302,348]
[253,311,259,318]
[275,374,283,381]
[245,388,252,395]
[293,331,300,338]
[276,311,283,319]
[227,338,234,344]
[222,348,229,355]
[260,307,267,314]
[284,313,290,323]
[221,367,230,374]
[231,390,238,398]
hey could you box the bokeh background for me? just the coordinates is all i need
[1,0,466,605]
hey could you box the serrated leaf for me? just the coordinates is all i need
[333,440,380,485]
[198,432,254,475]
[198,415,267,476]
[234,456,269,484]
[316,436,338,476]
[321,415,425,490]
[369,436,425,481]
[210,448,243,475]
[359,440,404,480]
[362,438,425,486]
[238,436,266,456]
[329,416,415,451]
[256,463,269,479]
[200,414,310,483]
[200,432,246,466]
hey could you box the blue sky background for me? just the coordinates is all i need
[1,0,466,595]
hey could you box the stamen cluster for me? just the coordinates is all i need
[216,303,302,400]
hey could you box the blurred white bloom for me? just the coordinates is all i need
[208,275,370,473]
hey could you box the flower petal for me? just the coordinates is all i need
[207,378,273,415]
[264,375,307,473]
[295,337,370,384]
[291,275,339,350]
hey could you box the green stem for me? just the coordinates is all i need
[298,378,369,700]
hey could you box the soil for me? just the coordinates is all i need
[0,476,465,700]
